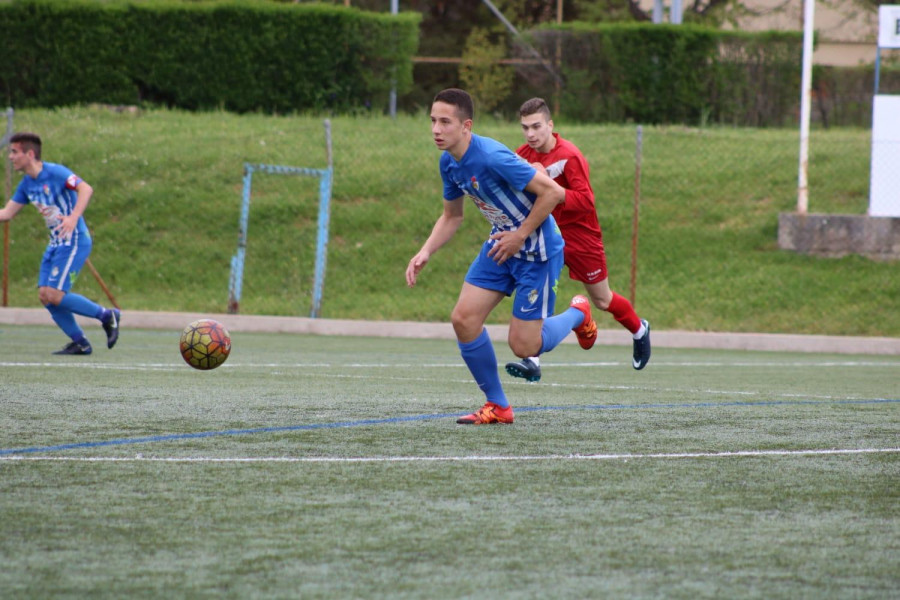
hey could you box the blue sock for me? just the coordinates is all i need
[458,328,509,408]
[540,307,585,354]
[58,293,105,320]
[46,304,87,344]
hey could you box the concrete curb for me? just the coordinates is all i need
[2,307,899,356]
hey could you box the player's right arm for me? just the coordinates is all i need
[55,179,93,241]
[0,199,25,222]
[406,197,464,288]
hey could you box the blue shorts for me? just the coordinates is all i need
[464,242,564,321]
[39,242,91,292]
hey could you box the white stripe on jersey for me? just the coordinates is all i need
[482,180,553,261]
[56,237,80,290]
[541,271,551,317]
[545,159,568,180]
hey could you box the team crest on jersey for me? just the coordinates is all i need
[43,184,50,196]
[65,174,79,189]
[470,176,479,191]
[51,266,59,278]
[528,289,538,305]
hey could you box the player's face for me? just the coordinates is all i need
[431,101,471,157]
[521,113,554,153]
[8,143,34,172]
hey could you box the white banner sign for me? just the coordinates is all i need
[879,5,900,48]
[870,95,900,217]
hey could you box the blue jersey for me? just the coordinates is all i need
[440,134,563,262]
[12,162,91,247]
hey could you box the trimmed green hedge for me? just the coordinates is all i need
[812,63,900,127]
[528,23,802,125]
[0,0,420,113]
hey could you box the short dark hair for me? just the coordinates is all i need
[433,88,474,122]
[10,132,42,160]
[519,97,551,120]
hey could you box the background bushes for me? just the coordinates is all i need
[525,24,802,125]
[0,0,420,113]
[4,0,891,127]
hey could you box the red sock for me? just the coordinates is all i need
[605,292,641,334]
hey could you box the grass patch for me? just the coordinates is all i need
[2,108,893,336]
[1,325,898,598]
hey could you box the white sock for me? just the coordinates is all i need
[528,356,540,366]
[633,324,646,340]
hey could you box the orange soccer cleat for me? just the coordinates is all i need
[570,295,598,350]
[456,402,515,425]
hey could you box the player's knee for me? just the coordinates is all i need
[450,307,481,340]
[591,290,613,311]
[508,333,540,358]
[39,287,62,306]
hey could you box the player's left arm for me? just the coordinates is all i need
[559,152,595,214]
[55,179,93,240]
[488,170,564,264]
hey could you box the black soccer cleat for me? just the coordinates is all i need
[505,357,542,382]
[102,308,121,349]
[632,319,651,370]
[53,340,93,355]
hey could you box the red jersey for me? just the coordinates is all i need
[517,133,607,284]
[516,133,601,236]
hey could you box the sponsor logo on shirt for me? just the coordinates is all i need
[468,195,512,228]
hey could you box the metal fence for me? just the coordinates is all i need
[0,106,887,316]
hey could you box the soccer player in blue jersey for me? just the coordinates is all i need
[406,88,598,425]
[0,132,120,355]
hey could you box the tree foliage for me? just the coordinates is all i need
[459,27,514,113]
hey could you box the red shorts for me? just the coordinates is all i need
[562,228,607,284]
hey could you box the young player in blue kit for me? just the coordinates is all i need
[0,132,120,354]
[406,89,598,424]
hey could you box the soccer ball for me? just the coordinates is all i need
[179,319,231,370]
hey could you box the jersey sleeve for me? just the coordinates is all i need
[11,181,28,204]
[560,151,595,213]
[440,155,464,201]
[65,173,83,190]
[47,163,81,190]
[489,146,535,192]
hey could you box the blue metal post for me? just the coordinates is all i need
[230,120,333,317]
[227,164,254,313]
[311,167,332,318]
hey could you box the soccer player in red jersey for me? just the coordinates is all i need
[505,98,650,382]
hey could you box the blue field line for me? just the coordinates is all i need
[1,397,897,457]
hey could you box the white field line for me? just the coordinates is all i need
[3,448,899,463]
[1,360,898,371]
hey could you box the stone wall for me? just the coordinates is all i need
[778,213,900,260]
